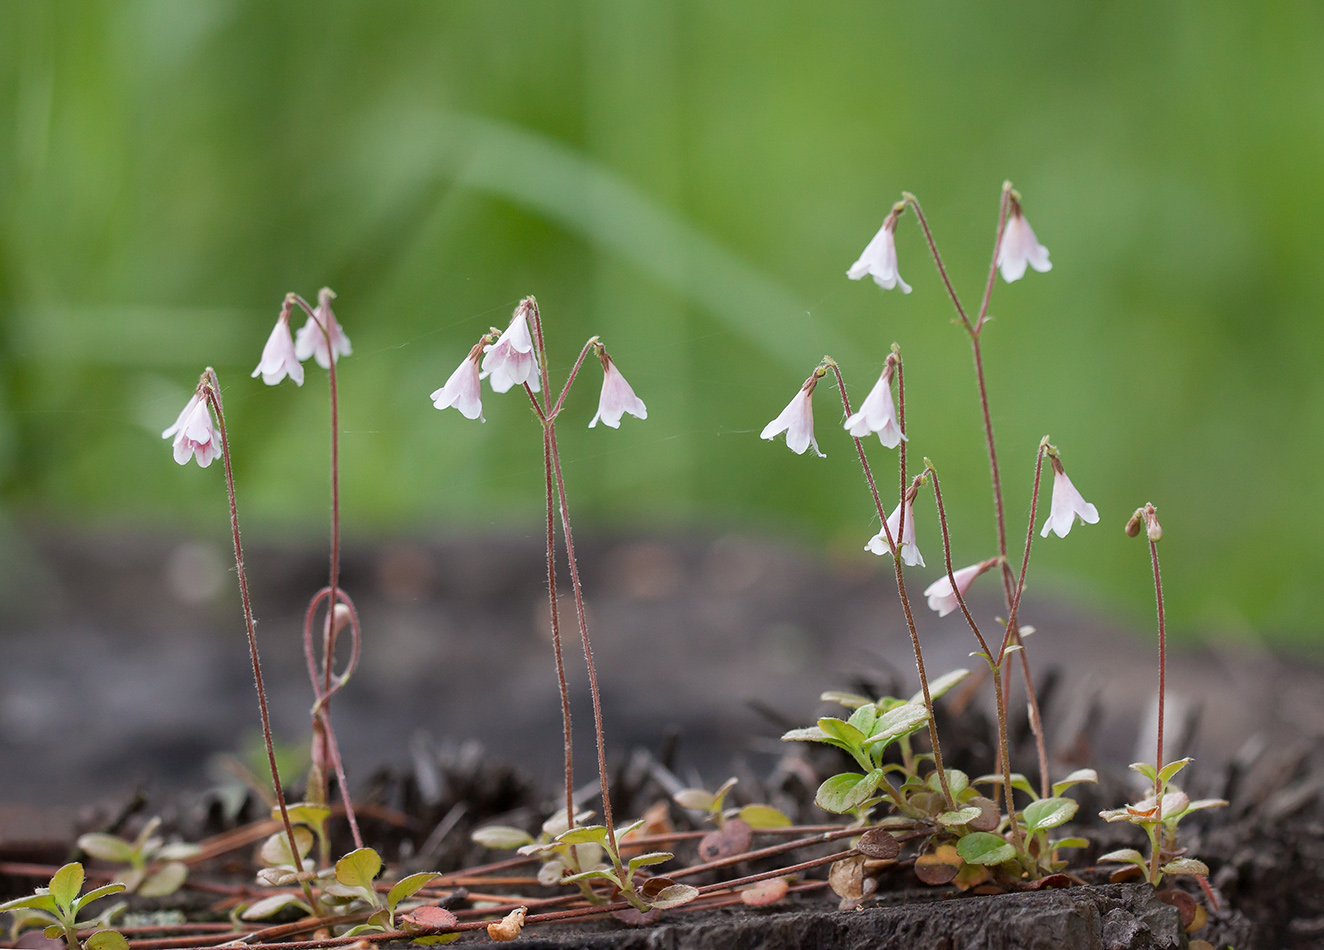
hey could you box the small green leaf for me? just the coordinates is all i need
[557,824,610,846]
[342,923,385,938]
[815,770,884,814]
[1023,797,1078,832]
[936,807,982,827]
[84,930,130,950]
[614,818,648,840]
[927,769,969,798]
[1051,768,1099,797]
[626,851,674,872]
[845,704,878,738]
[77,834,136,864]
[956,832,1016,866]
[44,925,64,940]
[138,863,188,898]
[1098,848,1147,867]
[387,873,440,911]
[738,804,791,829]
[911,668,971,704]
[560,867,621,887]
[1157,758,1194,786]
[648,883,700,909]
[335,848,383,890]
[0,893,60,915]
[817,717,867,747]
[1184,798,1229,813]
[258,827,314,867]
[865,703,929,748]
[973,772,1037,798]
[820,690,873,709]
[471,826,535,850]
[1160,857,1210,877]
[672,789,716,811]
[1129,762,1159,782]
[240,893,314,921]
[412,935,462,945]
[156,842,203,861]
[278,803,333,829]
[72,882,126,915]
[49,863,84,913]
[1050,837,1090,850]
[710,777,739,812]
[366,909,391,930]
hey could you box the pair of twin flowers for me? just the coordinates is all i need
[162,292,649,467]
[761,194,1097,616]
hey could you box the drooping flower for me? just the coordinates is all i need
[589,350,647,429]
[1040,458,1098,538]
[162,391,222,467]
[924,558,998,618]
[866,495,924,567]
[996,196,1051,283]
[847,209,911,293]
[294,288,353,369]
[844,361,905,448]
[430,342,485,421]
[481,301,541,394]
[252,312,304,386]
[761,376,823,457]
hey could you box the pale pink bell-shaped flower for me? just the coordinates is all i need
[252,314,304,386]
[162,392,222,467]
[866,497,924,567]
[996,200,1052,283]
[294,288,353,369]
[844,362,905,448]
[847,212,911,293]
[924,559,997,617]
[761,379,823,457]
[589,353,647,429]
[481,304,541,394]
[1040,461,1099,538]
[431,343,485,421]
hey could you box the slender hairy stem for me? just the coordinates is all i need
[551,338,601,421]
[548,426,618,855]
[204,372,317,911]
[826,358,954,811]
[926,465,1021,849]
[538,412,576,835]
[1000,443,1050,798]
[1149,533,1166,794]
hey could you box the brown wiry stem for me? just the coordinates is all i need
[289,290,362,848]
[549,425,618,856]
[202,370,317,912]
[527,299,617,852]
[902,189,1050,796]
[825,356,954,811]
[925,464,1022,850]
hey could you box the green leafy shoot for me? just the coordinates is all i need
[0,863,128,950]
[77,817,201,897]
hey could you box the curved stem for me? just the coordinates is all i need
[1150,535,1166,797]
[204,373,316,912]
[551,338,601,421]
[825,359,954,811]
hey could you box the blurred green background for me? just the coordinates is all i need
[1,1,1321,644]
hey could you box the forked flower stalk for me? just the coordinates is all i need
[288,291,362,852]
[825,354,955,811]
[901,188,1051,798]
[201,369,317,912]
